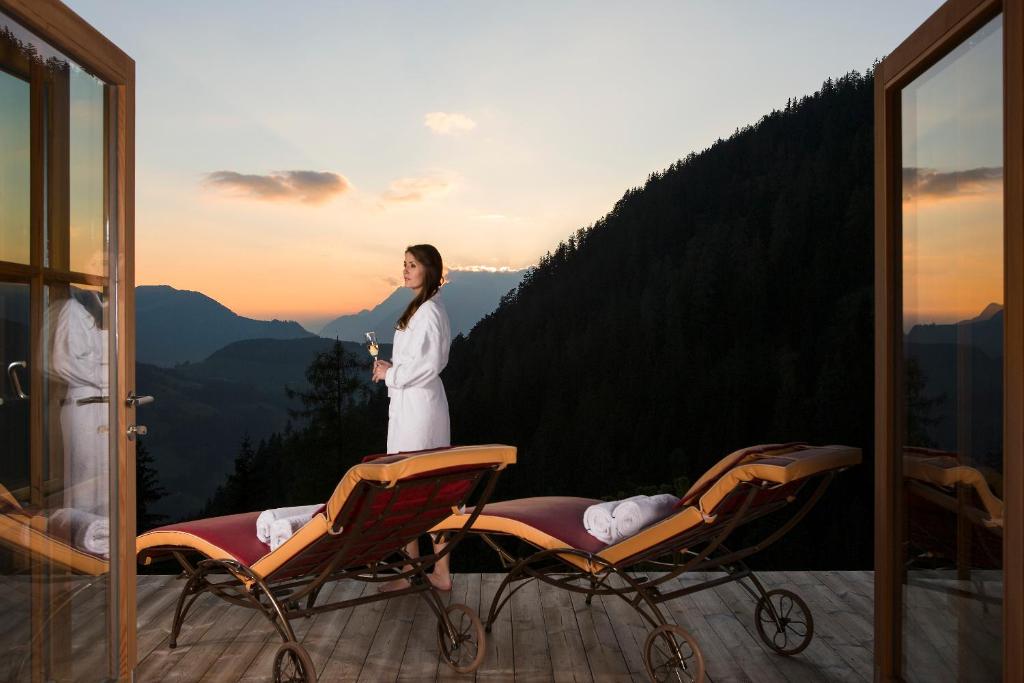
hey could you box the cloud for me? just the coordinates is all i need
[903,166,1002,203]
[204,170,350,204]
[424,111,477,135]
[382,173,457,203]
[380,275,401,287]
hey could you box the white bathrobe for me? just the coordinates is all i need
[51,296,110,516]
[384,295,451,454]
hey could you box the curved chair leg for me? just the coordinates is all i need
[169,572,204,648]
[484,560,531,632]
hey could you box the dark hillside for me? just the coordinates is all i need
[444,71,876,569]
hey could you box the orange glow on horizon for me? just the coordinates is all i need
[903,192,1002,329]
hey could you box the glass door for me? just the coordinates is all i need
[0,11,122,681]
[900,14,1003,681]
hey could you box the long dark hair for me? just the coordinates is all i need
[396,244,445,331]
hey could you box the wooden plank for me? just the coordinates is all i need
[304,580,368,677]
[194,608,272,683]
[399,584,448,682]
[714,572,862,683]
[152,590,263,682]
[509,574,553,682]
[594,574,652,679]
[476,573,515,682]
[134,590,233,680]
[536,578,593,683]
[318,582,389,681]
[685,577,788,683]
[234,582,334,683]
[134,575,189,663]
[197,579,356,683]
[357,589,421,683]
[661,573,750,683]
[566,577,632,682]
[129,572,882,682]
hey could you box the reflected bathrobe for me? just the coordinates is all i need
[51,295,110,516]
[384,295,452,454]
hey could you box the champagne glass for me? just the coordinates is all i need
[365,331,379,369]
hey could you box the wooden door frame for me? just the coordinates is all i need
[874,0,1023,681]
[0,1,137,679]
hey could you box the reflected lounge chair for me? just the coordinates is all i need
[0,483,108,576]
[903,446,1003,570]
[430,443,861,683]
[136,444,515,683]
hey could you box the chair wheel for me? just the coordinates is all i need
[436,602,486,673]
[644,624,705,682]
[274,641,316,683]
[754,588,814,655]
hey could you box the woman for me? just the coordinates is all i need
[371,244,453,591]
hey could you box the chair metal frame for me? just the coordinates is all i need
[449,467,848,680]
[146,463,505,682]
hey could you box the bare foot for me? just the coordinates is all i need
[429,573,452,592]
[377,577,411,593]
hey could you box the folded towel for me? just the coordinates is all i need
[48,508,109,558]
[584,495,648,544]
[269,513,315,551]
[256,504,321,544]
[613,494,680,539]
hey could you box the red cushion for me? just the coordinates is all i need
[146,511,273,566]
[476,497,607,554]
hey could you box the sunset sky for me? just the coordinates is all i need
[902,14,1002,330]
[62,0,945,331]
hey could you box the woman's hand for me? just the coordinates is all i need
[372,360,392,383]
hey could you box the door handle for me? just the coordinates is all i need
[126,391,154,407]
[7,361,28,399]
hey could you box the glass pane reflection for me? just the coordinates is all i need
[901,14,1003,683]
[0,65,30,265]
[69,68,105,276]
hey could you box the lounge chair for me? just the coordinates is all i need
[137,444,516,683]
[430,443,861,683]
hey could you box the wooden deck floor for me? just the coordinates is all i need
[134,571,875,682]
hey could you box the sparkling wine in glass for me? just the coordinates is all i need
[365,331,379,365]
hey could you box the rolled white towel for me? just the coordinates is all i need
[269,513,315,551]
[613,494,680,540]
[583,500,618,543]
[256,504,321,544]
[48,508,110,558]
[584,495,648,544]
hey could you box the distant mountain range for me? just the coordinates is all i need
[136,286,314,367]
[138,337,389,517]
[905,303,1003,359]
[319,269,525,342]
[904,303,1003,462]
[137,270,525,367]
[133,271,521,516]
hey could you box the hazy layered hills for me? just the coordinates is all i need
[319,269,525,342]
[138,338,389,517]
[137,285,314,367]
